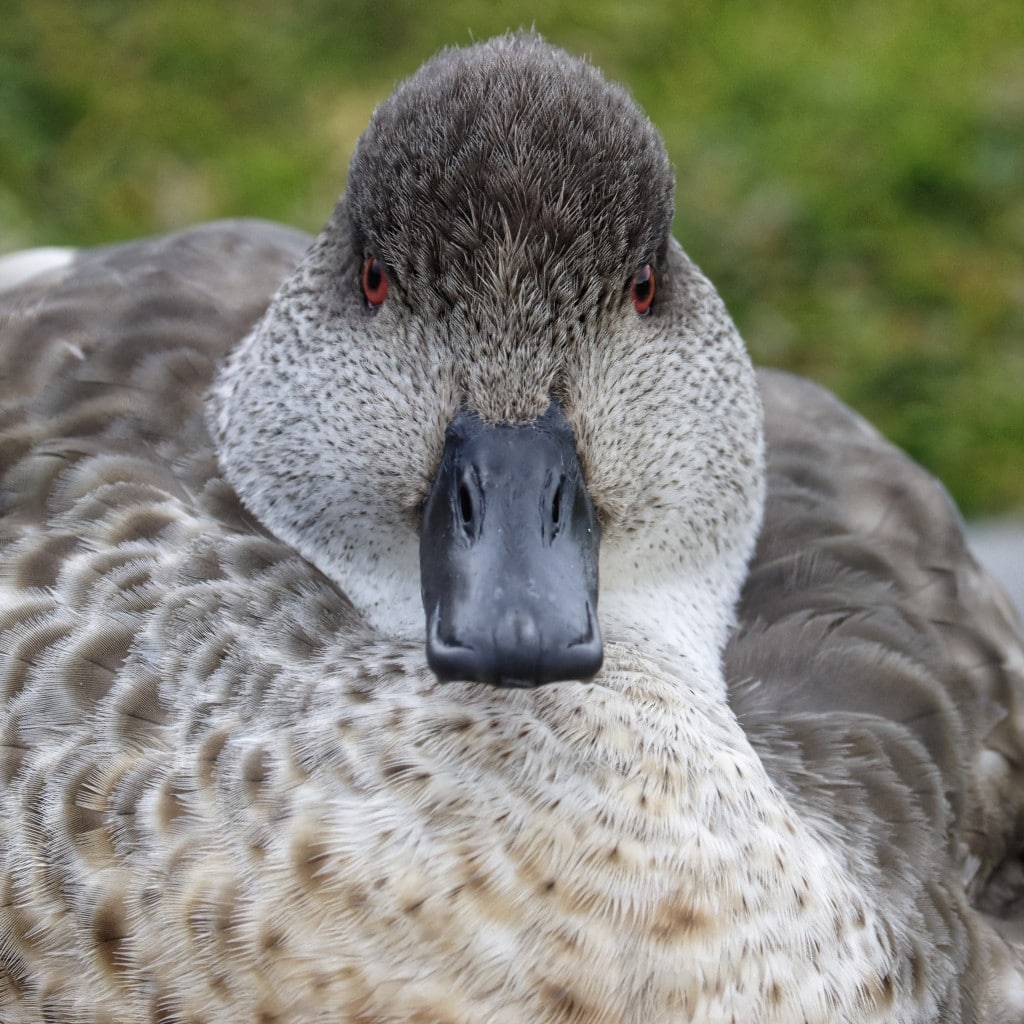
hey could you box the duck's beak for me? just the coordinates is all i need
[420,402,602,687]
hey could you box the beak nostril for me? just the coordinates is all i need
[543,473,568,543]
[456,468,481,538]
[550,476,564,528]
[459,481,474,526]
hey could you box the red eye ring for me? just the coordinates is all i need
[631,264,655,316]
[362,255,388,308]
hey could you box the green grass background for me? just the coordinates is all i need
[2,0,1021,517]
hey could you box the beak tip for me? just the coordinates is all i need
[426,605,603,688]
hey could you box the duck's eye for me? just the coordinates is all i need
[362,256,388,308]
[631,264,655,316]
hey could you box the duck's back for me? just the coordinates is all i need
[0,219,310,521]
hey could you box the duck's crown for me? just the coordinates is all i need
[346,32,674,317]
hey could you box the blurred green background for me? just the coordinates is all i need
[2,0,1021,516]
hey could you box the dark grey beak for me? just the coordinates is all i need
[420,402,602,687]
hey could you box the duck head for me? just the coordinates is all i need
[209,33,765,690]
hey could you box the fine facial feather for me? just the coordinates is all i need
[1,31,1023,1024]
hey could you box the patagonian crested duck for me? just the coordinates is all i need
[1,31,1022,1024]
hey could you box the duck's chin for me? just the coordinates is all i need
[317,542,748,694]
[348,571,426,642]
[597,591,727,693]
[272,493,753,692]
[298,529,428,643]
[598,549,753,695]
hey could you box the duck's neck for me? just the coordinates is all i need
[598,549,748,697]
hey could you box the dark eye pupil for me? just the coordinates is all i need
[362,255,389,308]
[635,277,651,300]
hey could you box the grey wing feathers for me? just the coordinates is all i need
[727,369,1024,1013]
[0,220,311,529]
